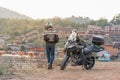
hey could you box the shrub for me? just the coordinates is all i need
[0,67,3,75]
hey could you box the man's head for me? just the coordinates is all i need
[45,22,53,30]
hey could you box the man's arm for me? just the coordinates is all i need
[54,34,59,43]
[44,34,49,42]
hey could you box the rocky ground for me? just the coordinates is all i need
[0,56,120,80]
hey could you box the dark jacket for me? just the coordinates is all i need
[44,30,59,47]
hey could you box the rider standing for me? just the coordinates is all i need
[43,22,59,69]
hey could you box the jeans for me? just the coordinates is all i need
[46,46,55,64]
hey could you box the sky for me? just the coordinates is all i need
[0,0,120,20]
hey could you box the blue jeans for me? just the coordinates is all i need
[46,46,55,64]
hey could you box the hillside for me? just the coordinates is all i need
[0,7,31,19]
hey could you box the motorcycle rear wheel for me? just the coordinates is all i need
[84,56,95,70]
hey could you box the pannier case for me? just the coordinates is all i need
[92,35,105,45]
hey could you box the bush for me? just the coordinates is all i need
[0,67,3,75]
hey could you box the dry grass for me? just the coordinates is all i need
[0,56,120,80]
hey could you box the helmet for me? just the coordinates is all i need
[45,22,53,30]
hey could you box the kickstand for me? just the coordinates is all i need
[81,65,85,70]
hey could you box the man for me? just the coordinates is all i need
[43,22,59,69]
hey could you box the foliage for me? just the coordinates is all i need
[65,16,91,24]
[20,45,25,51]
[0,14,120,48]
[95,18,109,28]
[0,17,90,38]
[110,14,120,25]
[0,67,3,75]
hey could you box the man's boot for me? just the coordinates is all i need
[48,63,50,69]
[48,63,52,69]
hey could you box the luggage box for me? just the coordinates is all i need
[92,35,105,45]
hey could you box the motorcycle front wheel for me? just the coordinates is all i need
[84,56,95,70]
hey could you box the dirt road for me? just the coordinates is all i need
[0,61,120,80]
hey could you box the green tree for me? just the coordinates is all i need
[95,18,109,28]
[110,14,120,25]
[20,45,26,51]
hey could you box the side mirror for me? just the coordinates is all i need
[66,36,68,39]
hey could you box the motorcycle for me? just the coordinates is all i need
[60,35,105,70]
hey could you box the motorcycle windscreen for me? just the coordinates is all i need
[66,40,77,48]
